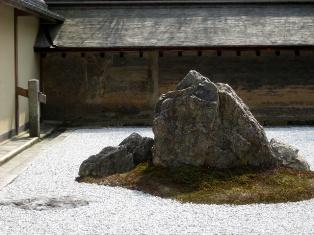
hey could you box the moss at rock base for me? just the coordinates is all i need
[77,163,314,205]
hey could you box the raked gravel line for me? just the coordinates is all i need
[0,127,313,235]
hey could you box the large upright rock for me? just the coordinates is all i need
[153,70,277,169]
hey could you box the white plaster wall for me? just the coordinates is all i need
[17,16,40,129]
[0,3,40,140]
[0,4,15,138]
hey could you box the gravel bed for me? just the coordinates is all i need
[0,127,313,235]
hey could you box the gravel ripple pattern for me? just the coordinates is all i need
[0,127,313,235]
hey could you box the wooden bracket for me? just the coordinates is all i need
[16,87,28,98]
[17,87,46,104]
[38,92,46,104]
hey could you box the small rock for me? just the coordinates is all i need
[119,133,154,164]
[270,138,310,171]
[79,133,154,177]
[78,146,134,177]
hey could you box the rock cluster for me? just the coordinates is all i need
[152,70,310,170]
[78,133,153,177]
[78,70,310,178]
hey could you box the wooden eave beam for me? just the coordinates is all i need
[15,9,32,16]
[34,45,314,53]
[46,0,314,6]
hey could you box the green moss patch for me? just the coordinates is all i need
[77,163,314,205]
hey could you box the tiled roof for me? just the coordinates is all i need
[36,4,314,49]
[3,0,64,21]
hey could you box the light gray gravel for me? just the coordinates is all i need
[0,127,313,235]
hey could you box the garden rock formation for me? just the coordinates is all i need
[78,70,310,178]
[78,133,154,177]
[152,70,310,171]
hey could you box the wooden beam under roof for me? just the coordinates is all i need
[45,0,314,5]
[35,45,314,52]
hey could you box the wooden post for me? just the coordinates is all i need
[150,51,159,105]
[14,9,19,135]
[28,80,40,137]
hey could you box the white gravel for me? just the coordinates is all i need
[0,127,313,235]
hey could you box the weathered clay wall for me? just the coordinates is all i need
[42,50,314,125]
[42,52,157,125]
